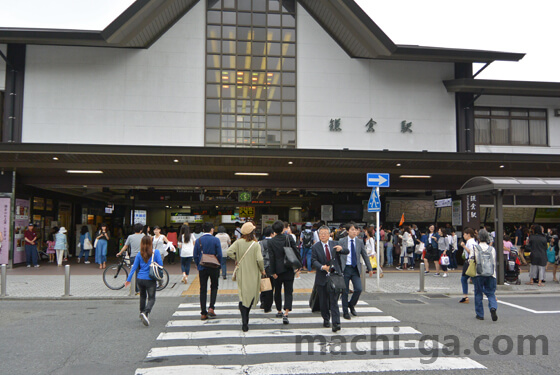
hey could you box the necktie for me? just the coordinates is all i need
[351,239,357,267]
[325,244,331,262]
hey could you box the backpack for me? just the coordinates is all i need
[302,231,314,248]
[475,244,495,277]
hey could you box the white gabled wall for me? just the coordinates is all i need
[21,2,205,146]
[475,95,560,154]
[296,3,457,152]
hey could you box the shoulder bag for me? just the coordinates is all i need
[465,258,477,278]
[83,236,93,250]
[149,253,164,281]
[283,235,302,270]
[200,239,221,268]
[232,241,257,281]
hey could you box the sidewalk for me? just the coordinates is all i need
[1,260,558,299]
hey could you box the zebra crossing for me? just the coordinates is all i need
[135,299,486,374]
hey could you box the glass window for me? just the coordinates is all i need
[474,107,548,147]
[205,0,296,147]
[207,11,221,24]
[238,12,252,26]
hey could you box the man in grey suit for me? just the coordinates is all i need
[338,222,374,320]
[311,226,348,332]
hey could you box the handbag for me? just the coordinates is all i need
[415,242,425,255]
[327,273,346,294]
[440,254,450,266]
[93,239,98,248]
[547,246,556,264]
[465,258,477,278]
[149,253,164,281]
[283,236,302,269]
[83,237,93,250]
[260,276,272,292]
[369,256,377,269]
[200,241,221,268]
[232,241,257,281]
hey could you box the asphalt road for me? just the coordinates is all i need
[1,293,558,375]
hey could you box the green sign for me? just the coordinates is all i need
[238,191,251,202]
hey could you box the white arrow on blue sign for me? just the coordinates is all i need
[367,173,390,188]
[368,188,381,212]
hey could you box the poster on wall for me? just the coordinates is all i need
[261,214,278,227]
[131,210,147,225]
[0,197,11,265]
[452,200,462,227]
[14,199,30,264]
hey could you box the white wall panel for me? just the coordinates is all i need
[296,4,456,152]
[475,95,560,154]
[21,2,205,146]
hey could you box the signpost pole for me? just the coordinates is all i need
[376,187,380,291]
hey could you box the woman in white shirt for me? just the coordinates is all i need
[152,226,169,260]
[216,226,232,280]
[365,227,383,277]
[178,224,195,284]
[459,228,477,304]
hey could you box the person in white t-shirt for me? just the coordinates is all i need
[459,228,477,304]
[178,224,195,284]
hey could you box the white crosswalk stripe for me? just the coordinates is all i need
[136,300,486,374]
[157,326,422,341]
[167,315,399,327]
[173,306,382,316]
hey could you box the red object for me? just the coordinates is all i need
[325,244,331,262]
[399,213,405,226]
[167,232,178,246]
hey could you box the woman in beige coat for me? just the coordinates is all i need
[227,222,266,332]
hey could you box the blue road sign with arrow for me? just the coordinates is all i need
[368,188,381,212]
[367,173,390,188]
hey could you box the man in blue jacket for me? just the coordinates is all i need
[193,222,223,320]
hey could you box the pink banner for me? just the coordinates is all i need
[13,199,30,264]
[0,198,10,265]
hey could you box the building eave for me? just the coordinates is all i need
[443,78,560,98]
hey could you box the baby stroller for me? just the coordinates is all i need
[505,247,521,285]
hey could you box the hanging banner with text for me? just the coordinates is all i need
[14,199,30,264]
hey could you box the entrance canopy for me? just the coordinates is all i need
[457,176,560,285]
[458,176,560,196]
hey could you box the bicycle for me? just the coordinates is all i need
[103,254,170,291]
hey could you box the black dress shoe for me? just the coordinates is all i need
[349,305,358,316]
[490,308,498,322]
[323,321,331,328]
[343,312,351,320]
[332,324,341,332]
[476,315,484,321]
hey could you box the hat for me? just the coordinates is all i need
[27,223,34,227]
[240,222,256,235]
[59,227,67,234]
[305,222,312,228]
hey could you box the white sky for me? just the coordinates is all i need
[0,0,557,82]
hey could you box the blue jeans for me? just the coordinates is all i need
[461,275,470,295]
[95,240,107,264]
[449,251,458,269]
[25,244,38,266]
[473,276,497,318]
[301,247,312,270]
[79,247,90,262]
[181,256,193,275]
[342,265,362,314]
[221,255,227,278]
[386,244,393,266]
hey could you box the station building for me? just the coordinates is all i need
[1,0,560,266]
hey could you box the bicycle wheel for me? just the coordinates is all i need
[156,268,169,291]
[103,264,129,290]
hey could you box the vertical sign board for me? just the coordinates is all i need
[452,200,462,227]
[0,197,10,264]
[14,199,30,264]
[462,195,480,230]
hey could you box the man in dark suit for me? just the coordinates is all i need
[338,222,374,320]
[311,225,348,332]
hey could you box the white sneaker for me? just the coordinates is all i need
[34,265,40,268]
[27,265,31,268]
[84,261,90,264]
[442,273,448,278]
[140,312,150,326]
